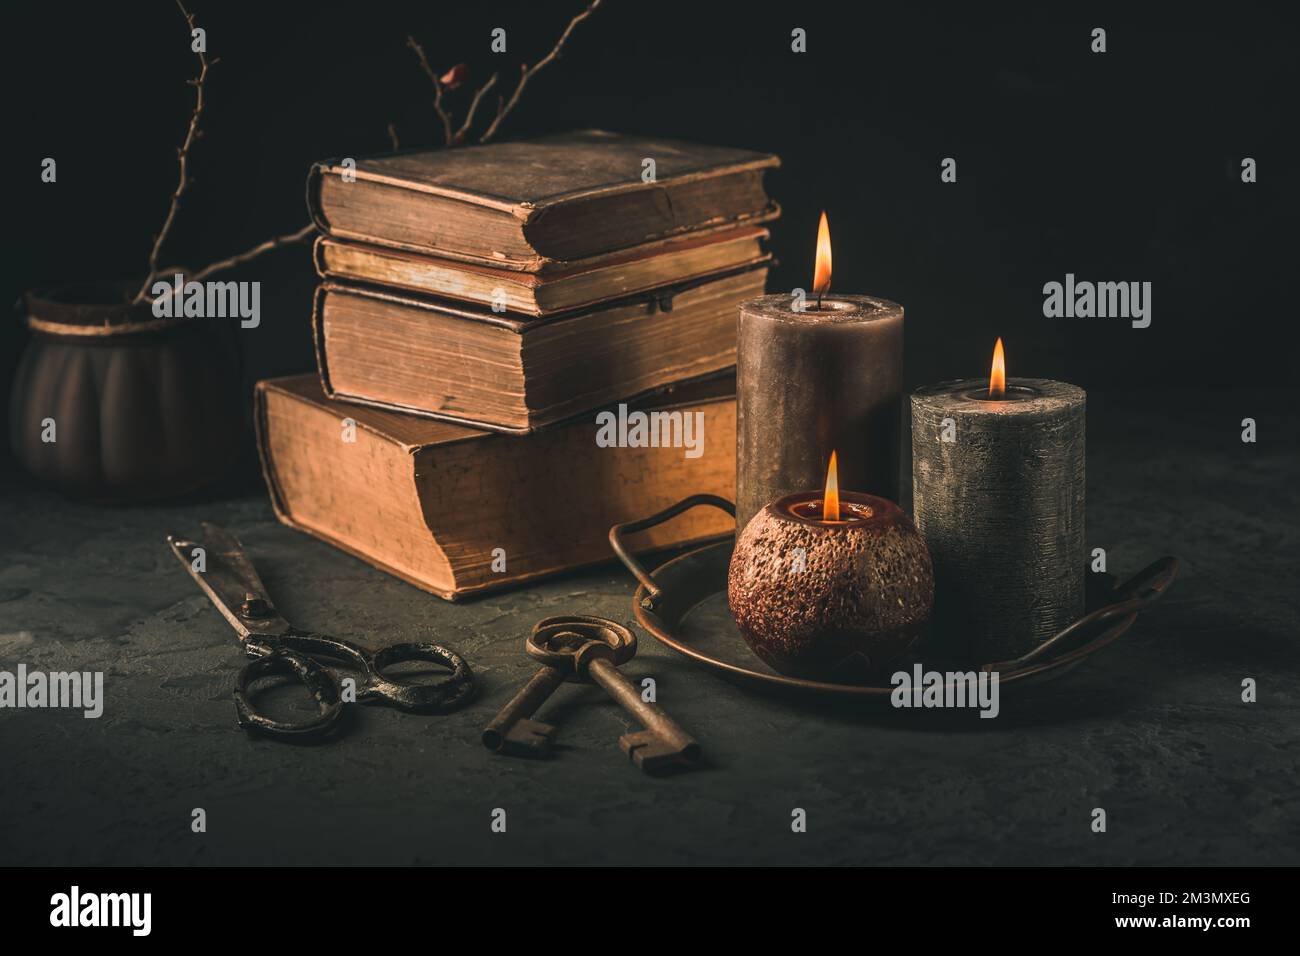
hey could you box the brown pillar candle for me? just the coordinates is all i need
[910,339,1086,663]
[736,214,904,533]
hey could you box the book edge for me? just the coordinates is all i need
[306,159,780,271]
[255,378,463,598]
[255,376,735,602]
[253,378,294,525]
[314,224,770,280]
[312,151,781,216]
[444,532,735,600]
[316,253,771,331]
[320,366,737,436]
[318,279,532,333]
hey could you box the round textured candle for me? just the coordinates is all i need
[736,294,903,534]
[728,488,933,683]
[910,376,1085,662]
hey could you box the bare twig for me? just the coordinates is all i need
[134,0,215,303]
[141,223,314,303]
[127,3,315,304]
[185,225,315,284]
[453,72,498,144]
[478,0,602,143]
[143,225,314,303]
[407,35,454,146]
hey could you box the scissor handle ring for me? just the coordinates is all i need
[367,642,476,713]
[233,650,345,740]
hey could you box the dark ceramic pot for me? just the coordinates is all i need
[8,283,245,502]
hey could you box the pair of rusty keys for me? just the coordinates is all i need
[483,615,700,774]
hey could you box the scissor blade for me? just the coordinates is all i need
[166,524,290,642]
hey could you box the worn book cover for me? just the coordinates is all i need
[307,129,780,271]
[313,226,770,316]
[312,263,768,433]
[255,373,737,600]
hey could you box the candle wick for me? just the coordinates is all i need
[816,291,823,310]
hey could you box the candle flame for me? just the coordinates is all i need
[823,450,840,522]
[813,211,832,296]
[989,337,1006,397]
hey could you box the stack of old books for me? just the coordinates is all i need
[256,130,778,599]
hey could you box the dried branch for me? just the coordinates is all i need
[127,3,314,304]
[407,35,454,146]
[478,0,602,144]
[453,72,497,144]
[184,225,315,285]
[134,0,216,303]
[143,225,314,304]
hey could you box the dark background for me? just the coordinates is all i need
[2,0,1296,473]
[2,2,1298,873]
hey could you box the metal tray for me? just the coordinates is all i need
[610,495,1178,707]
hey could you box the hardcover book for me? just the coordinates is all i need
[312,263,767,433]
[307,130,780,271]
[255,373,737,601]
[313,226,770,317]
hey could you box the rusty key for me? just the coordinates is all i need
[526,616,701,775]
[482,615,635,758]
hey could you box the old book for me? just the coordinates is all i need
[314,263,767,433]
[307,130,780,271]
[255,374,737,601]
[314,226,770,317]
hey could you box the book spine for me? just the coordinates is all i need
[310,284,337,401]
[310,235,328,280]
[304,161,333,237]
[252,381,293,527]
[254,381,464,601]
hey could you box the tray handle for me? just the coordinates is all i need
[981,556,1179,672]
[609,494,736,601]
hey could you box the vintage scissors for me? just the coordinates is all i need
[166,523,475,740]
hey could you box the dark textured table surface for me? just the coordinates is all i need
[1,388,1296,866]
